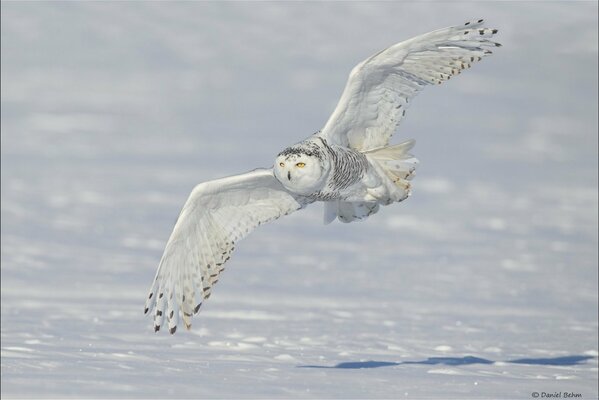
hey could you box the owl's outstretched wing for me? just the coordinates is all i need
[319,19,500,151]
[144,168,308,334]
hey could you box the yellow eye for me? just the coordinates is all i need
[296,162,306,168]
[279,162,285,167]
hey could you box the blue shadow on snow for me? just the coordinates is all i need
[509,355,593,366]
[298,355,594,369]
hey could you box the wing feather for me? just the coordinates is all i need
[320,19,500,151]
[144,168,308,333]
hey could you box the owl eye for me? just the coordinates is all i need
[279,162,285,167]
[296,162,306,168]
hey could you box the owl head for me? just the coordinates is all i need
[274,143,329,195]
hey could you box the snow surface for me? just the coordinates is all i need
[1,2,598,399]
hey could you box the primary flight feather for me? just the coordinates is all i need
[144,19,501,334]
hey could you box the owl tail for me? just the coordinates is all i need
[324,139,418,224]
[365,139,418,181]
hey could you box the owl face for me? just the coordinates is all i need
[274,152,327,195]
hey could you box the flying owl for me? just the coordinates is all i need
[144,19,500,333]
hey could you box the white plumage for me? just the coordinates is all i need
[321,19,500,151]
[144,19,500,333]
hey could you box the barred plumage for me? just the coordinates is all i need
[325,142,369,191]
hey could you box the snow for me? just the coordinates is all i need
[1,2,598,399]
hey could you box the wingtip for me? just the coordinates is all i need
[466,18,484,26]
[169,326,177,335]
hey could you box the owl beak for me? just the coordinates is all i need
[287,171,291,181]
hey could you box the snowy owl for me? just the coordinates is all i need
[145,19,500,333]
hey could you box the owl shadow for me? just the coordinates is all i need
[298,355,594,369]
